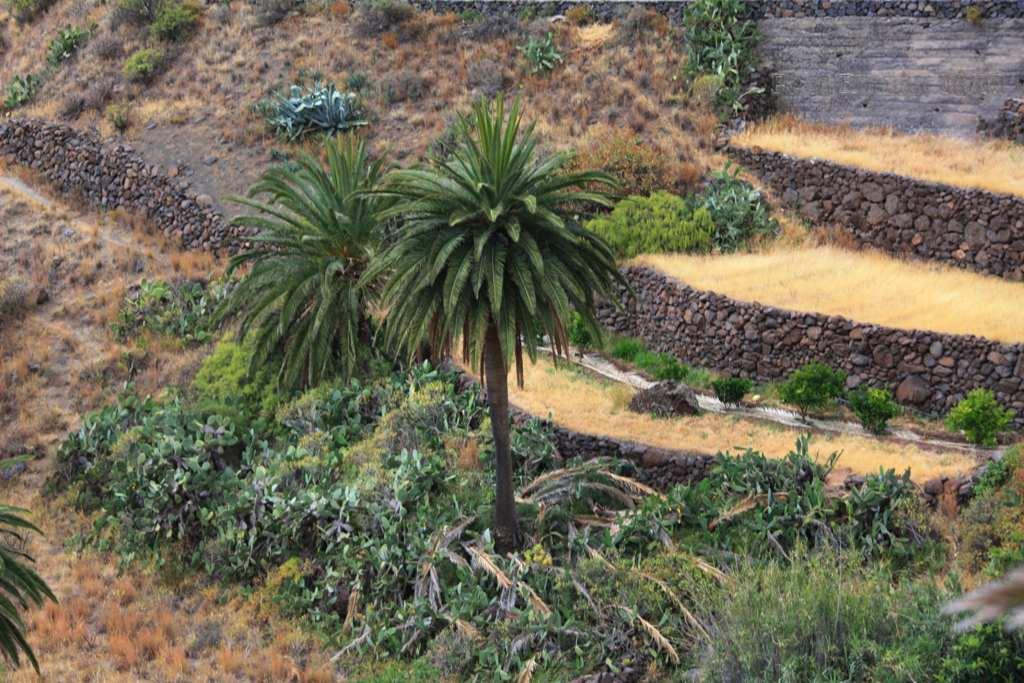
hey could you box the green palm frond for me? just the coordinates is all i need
[219,135,391,390]
[0,504,56,673]
[370,95,623,385]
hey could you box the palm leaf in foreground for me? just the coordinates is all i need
[944,566,1024,631]
[0,503,56,673]
[220,135,390,390]
[370,96,623,550]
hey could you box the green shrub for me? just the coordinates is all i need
[610,337,644,363]
[112,279,221,345]
[778,362,846,416]
[46,25,89,67]
[848,386,901,434]
[3,73,41,109]
[192,337,282,423]
[567,310,596,350]
[122,48,164,82]
[106,102,131,132]
[698,162,779,251]
[711,376,752,404]
[585,191,714,258]
[150,0,200,42]
[946,388,1014,446]
[634,350,686,381]
[682,0,761,117]
[518,32,562,73]
[959,448,1024,577]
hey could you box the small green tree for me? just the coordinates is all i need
[946,389,1014,446]
[849,387,902,435]
[370,96,621,550]
[0,503,57,673]
[778,362,846,417]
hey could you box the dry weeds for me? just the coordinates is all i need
[734,115,1024,198]
[635,246,1024,343]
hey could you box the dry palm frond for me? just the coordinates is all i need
[944,566,1024,631]
[342,588,361,633]
[620,606,680,665]
[518,459,659,510]
[517,656,538,683]
[330,625,371,662]
[708,492,789,531]
[465,544,514,589]
[635,569,710,644]
[416,516,475,609]
[454,618,483,641]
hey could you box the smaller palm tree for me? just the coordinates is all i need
[370,96,622,551]
[0,503,56,673]
[220,136,391,390]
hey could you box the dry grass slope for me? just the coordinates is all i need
[505,358,976,482]
[636,246,1024,343]
[734,115,1024,198]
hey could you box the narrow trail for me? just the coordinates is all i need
[0,178,336,682]
[569,349,1000,459]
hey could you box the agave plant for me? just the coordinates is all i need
[219,135,391,390]
[268,81,368,140]
[0,502,56,673]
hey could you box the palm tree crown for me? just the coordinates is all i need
[220,135,391,390]
[0,503,56,673]
[372,96,622,383]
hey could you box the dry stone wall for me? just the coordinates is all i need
[978,97,1024,143]
[0,119,242,252]
[597,266,1024,424]
[727,145,1024,280]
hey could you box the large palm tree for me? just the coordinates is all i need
[220,136,391,390]
[370,97,622,550]
[0,503,56,673]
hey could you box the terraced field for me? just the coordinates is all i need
[636,246,1024,343]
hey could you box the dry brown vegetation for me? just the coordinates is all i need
[734,115,1024,198]
[501,357,977,483]
[3,2,721,200]
[636,246,1024,343]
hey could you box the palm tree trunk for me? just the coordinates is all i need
[483,323,521,553]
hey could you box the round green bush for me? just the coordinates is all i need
[778,362,847,417]
[849,386,902,434]
[946,388,1014,446]
[712,376,753,405]
[150,0,200,42]
[585,191,714,259]
[122,48,164,82]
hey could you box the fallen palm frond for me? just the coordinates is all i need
[635,568,711,644]
[517,458,662,510]
[465,544,514,589]
[620,606,680,665]
[416,516,475,610]
[517,656,538,683]
[709,492,789,531]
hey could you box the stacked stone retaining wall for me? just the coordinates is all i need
[727,145,1024,280]
[0,119,240,252]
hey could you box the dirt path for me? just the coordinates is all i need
[0,180,337,681]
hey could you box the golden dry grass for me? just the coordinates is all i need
[635,246,1024,343]
[505,357,977,482]
[733,115,1024,198]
